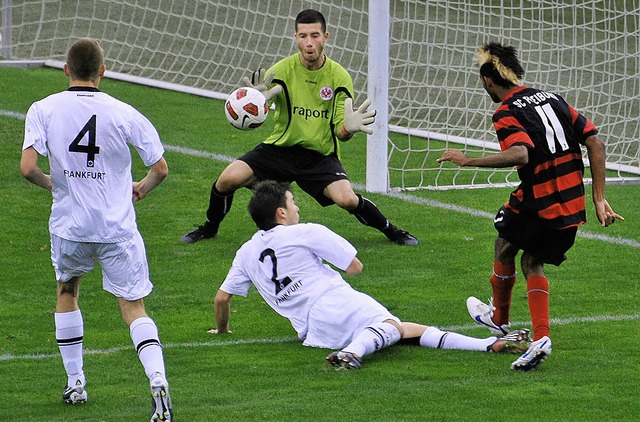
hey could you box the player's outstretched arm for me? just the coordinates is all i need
[584,135,624,227]
[209,289,233,334]
[340,97,376,139]
[241,67,283,101]
[437,145,528,168]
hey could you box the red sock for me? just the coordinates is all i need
[527,275,550,340]
[490,261,516,325]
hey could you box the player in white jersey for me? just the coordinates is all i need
[210,180,532,369]
[20,38,172,421]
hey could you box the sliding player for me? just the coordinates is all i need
[210,181,531,370]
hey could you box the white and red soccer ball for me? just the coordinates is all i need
[224,87,268,130]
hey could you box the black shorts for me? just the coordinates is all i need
[494,206,578,266]
[238,143,349,207]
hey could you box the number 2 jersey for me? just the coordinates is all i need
[23,87,165,243]
[219,223,358,340]
[493,85,598,229]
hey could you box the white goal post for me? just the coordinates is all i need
[2,0,638,191]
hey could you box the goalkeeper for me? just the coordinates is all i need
[180,9,418,246]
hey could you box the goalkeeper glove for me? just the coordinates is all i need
[343,97,376,135]
[242,68,283,101]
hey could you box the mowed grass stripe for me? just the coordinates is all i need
[2,312,637,362]
[5,109,637,248]
[151,145,640,249]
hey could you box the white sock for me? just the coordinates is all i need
[343,322,401,357]
[419,326,494,351]
[130,317,166,380]
[55,310,85,387]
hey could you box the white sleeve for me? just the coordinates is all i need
[23,102,48,156]
[126,105,165,166]
[219,250,253,297]
[301,223,357,271]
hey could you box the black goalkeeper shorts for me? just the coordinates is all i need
[494,205,578,266]
[238,143,349,207]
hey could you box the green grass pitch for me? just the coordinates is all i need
[1,66,638,421]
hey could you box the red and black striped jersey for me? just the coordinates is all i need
[492,86,598,228]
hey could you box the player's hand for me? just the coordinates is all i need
[242,68,282,101]
[132,182,146,202]
[594,199,624,227]
[343,97,376,135]
[436,148,472,167]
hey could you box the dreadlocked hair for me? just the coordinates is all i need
[476,42,524,88]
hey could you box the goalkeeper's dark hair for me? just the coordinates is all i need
[66,38,104,82]
[295,9,326,33]
[248,180,292,231]
[476,42,524,88]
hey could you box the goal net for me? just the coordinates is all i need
[2,0,638,191]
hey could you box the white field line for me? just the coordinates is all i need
[6,110,638,247]
[144,146,640,249]
[2,312,638,362]
[4,110,638,361]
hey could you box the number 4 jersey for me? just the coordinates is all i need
[492,85,598,229]
[23,87,165,242]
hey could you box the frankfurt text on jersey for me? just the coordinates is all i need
[64,169,107,180]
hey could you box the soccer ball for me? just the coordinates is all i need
[224,87,268,130]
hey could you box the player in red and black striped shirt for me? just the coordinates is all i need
[437,42,623,370]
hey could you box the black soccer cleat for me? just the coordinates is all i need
[383,224,419,246]
[179,223,217,244]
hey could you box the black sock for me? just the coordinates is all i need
[205,182,234,232]
[350,194,390,232]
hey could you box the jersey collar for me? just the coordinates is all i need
[502,85,528,102]
[67,86,100,92]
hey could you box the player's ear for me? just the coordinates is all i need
[99,64,106,78]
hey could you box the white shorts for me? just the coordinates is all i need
[50,231,153,301]
[303,286,400,350]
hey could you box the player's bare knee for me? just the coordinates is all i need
[217,162,255,192]
[332,192,359,210]
[118,298,148,326]
[57,277,80,297]
[521,254,545,278]
[494,237,518,263]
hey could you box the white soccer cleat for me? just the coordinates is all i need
[467,296,511,336]
[62,379,87,404]
[150,373,173,421]
[326,351,363,370]
[511,336,552,371]
[489,328,532,354]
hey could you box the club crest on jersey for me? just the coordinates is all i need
[319,86,333,100]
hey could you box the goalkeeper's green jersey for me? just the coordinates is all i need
[264,54,353,158]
